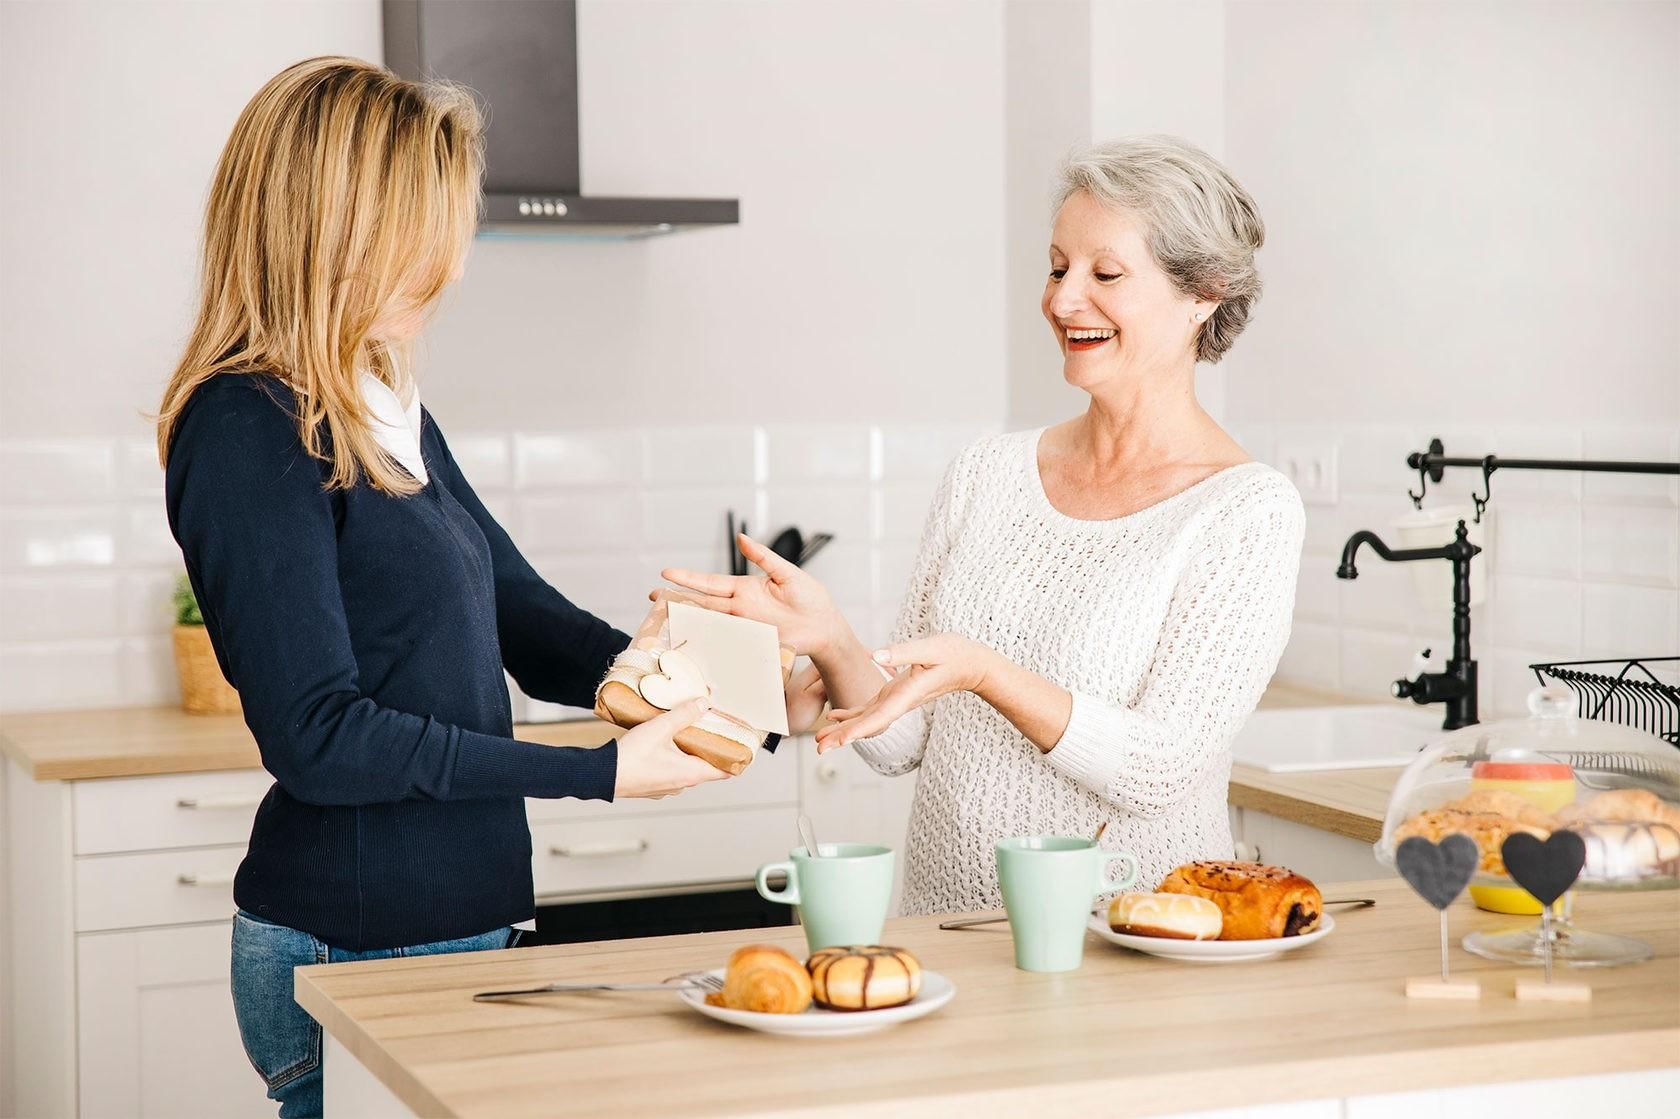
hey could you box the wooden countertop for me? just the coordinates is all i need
[295,878,1680,1119]
[0,681,1364,784]
[1228,763,1397,843]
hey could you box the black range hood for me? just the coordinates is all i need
[382,0,738,239]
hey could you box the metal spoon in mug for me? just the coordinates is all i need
[798,813,824,858]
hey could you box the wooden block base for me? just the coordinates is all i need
[1405,977,1483,1000]
[1515,979,1592,1003]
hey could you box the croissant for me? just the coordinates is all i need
[807,946,921,1011]
[706,944,812,1014]
[1158,861,1322,940]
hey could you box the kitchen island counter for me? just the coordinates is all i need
[296,878,1679,1118]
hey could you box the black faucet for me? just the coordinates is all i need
[1337,520,1481,730]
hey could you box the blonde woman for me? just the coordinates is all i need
[159,58,726,1118]
[668,137,1305,914]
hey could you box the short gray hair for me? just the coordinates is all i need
[1055,136,1265,364]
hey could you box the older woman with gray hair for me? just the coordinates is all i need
[663,136,1304,912]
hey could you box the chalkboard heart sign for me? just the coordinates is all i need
[1396,834,1479,910]
[1502,831,1587,907]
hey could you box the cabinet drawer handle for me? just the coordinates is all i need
[176,871,236,888]
[549,839,649,858]
[176,794,264,811]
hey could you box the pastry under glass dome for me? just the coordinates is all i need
[1376,686,1680,966]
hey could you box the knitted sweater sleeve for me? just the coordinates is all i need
[847,456,965,777]
[1042,493,1305,818]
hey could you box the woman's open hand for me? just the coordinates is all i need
[658,533,846,656]
[784,661,829,736]
[813,634,997,754]
[614,699,733,799]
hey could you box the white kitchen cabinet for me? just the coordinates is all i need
[1229,806,1393,883]
[76,922,272,1119]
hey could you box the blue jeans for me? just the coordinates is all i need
[230,910,519,1119]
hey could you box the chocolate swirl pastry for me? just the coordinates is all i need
[1157,861,1323,940]
[806,946,922,1011]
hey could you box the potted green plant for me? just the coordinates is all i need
[171,575,240,714]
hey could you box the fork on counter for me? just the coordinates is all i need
[473,971,724,1003]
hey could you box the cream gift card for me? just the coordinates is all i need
[666,601,790,736]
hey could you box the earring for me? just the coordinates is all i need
[1193,313,1206,323]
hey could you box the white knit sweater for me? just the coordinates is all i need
[853,428,1305,915]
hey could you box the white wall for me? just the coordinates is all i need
[1221,1,1680,711]
[1005,0,1230,429]
[0,0,1008,713]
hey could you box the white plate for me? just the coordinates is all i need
[678,968,955,1037]
[1087,912,1336,963]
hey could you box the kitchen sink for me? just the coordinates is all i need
[1231,704,1446,772]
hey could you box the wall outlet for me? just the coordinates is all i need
[1277,439,1339,505]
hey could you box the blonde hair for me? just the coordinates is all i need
[157,56,484,494]
[1056,136,1264,364]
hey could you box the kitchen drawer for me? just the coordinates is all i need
[525,734,798,825]
[74,769,271,855]
[75,845,245,932]
[531,805,797,900]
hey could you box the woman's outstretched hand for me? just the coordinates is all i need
[784,661,829,736]
[614,699,733,799]
[658,533,845,656]
[813,634,997,754]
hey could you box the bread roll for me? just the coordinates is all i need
[1393,808,1549,875]
[1106,892,1223,940]
[706,944,812,1014]
[806,946,921,1011]
[1158,861,1322,940]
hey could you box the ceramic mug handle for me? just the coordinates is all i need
[755,860,800,906]
[1098,849,1140,894]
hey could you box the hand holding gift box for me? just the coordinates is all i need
[595,591,794,776]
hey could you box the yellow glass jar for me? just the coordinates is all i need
[1467,759,1576,914]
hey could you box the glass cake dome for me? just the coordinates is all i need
[1376,685,1680,966]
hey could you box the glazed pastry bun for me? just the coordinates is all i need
[1106,892,1223,940]
[806,946,921,1011]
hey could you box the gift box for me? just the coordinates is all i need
[594,591,794,776]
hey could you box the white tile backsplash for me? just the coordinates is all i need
[517,492,641,553]
[120,439,165,499]
[1581,504,1679,588]
[1267,417,1678,720]
[514,431,639,488]
[876,423,989,481]
[639,487,762,550]
[0,573,120,641]
[444,433,512,490]
[763,485,873,546]
[873,479,939,543]
[639,426,761,485]
[0,507,119,569]
[763,424,871,482]
[1581,426,1680,506]
[124,502,182,567]
[0,440,115,504]
[0,640,126,710]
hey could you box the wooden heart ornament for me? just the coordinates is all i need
[1396,834,1479,910]
[637,649,710,710]
[1501,831,1586,907]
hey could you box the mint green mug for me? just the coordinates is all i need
[755,844,894,953]
[995,835,1139,972]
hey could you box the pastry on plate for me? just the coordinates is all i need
[1158,861,1322,940]
[1445,788,1559,829]
[806,946,921,1011]
[1558,788,1680,831]
[705,944,812,1014]
[1106,892,1223,940]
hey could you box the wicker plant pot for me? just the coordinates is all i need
[172,624,241,715]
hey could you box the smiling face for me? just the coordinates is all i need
[1041,189,1211,392]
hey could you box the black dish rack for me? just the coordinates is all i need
[1530,657,1680,746]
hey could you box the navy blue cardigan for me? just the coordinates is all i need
[166,374,630,949]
